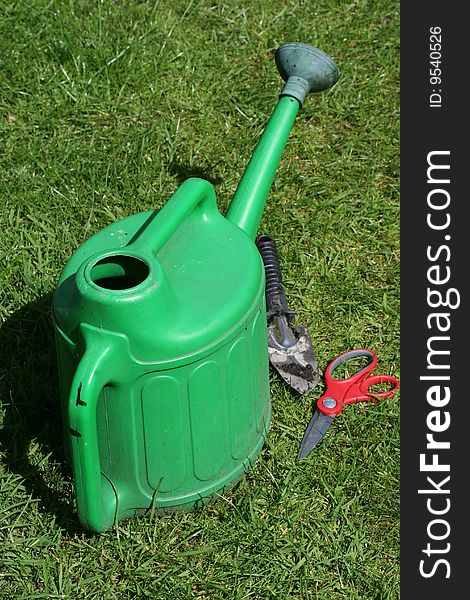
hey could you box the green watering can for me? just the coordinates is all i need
[53,43,339,532]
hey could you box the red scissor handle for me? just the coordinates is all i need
[317,348,400,417]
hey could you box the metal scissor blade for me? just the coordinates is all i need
[297,411,335,459]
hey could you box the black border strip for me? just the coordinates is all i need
[401,4,466,597]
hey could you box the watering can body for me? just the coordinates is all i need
[53,178,271,532]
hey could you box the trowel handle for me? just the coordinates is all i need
[256,234,291,318]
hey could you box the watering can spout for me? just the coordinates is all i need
[225,43,339,239]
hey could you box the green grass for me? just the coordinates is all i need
[0,1,399,598]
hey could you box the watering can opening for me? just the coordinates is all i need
[89,254,150,291]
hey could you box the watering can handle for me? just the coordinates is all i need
[129,177,217,254]
[67,327,118,532]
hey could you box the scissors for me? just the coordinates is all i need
[297,348,400,459]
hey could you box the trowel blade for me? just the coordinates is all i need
[267,323,320,394]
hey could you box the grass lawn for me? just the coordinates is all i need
[0,1,399,598]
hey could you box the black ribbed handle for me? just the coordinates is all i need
[256,234,291,317]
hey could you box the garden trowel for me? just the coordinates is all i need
[256,234,320,394]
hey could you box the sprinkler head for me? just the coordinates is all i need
[275,42,340,106]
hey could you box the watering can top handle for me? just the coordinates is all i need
[128,177,216,255]
[275,43,340,106]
